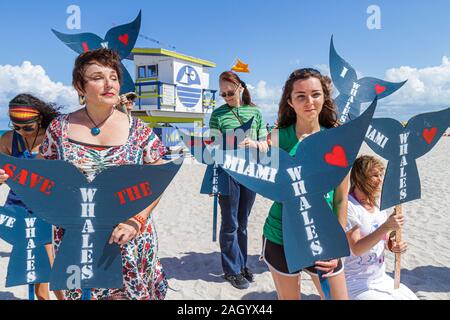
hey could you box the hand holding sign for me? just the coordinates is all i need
[216,99,378,272]
[0,152,183,291]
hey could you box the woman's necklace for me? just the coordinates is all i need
[84,107,115,136]
[23,129,39,156]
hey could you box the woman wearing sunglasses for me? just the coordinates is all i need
[209,71,268,290]
[0,93,61,299]
[263,68,349,299]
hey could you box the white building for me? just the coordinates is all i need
[129,48,217,127]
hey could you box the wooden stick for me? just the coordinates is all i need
[394,205,402,289]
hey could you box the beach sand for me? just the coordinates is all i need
[1,138,449,300]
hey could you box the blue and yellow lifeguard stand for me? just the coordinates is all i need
[129,48,217,128]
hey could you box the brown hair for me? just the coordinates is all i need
[350,155,385,206]
[219,71,254,106]
[276,68,338,128]
[72,48,122,92]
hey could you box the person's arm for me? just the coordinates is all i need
[333,174,349,228]
[0,132,13,183]
[346,209,405,256]
[110,126,166,245]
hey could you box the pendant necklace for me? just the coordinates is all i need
[23,129,39,158]
[84,107,115,136]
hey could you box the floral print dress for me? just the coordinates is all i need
[40,114,168,300]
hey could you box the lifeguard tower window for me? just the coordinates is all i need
[138,66,146,79]
[147,65,158,77]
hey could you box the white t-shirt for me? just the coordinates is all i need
[344,194,389,296]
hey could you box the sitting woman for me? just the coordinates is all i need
[344,155,418,300]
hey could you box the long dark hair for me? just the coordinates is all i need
[219,71,255,106]
[276,68,338,128]
[9,94,62,129]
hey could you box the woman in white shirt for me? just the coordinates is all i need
[344,155,418,300]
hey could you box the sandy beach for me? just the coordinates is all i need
[0,137,449,300]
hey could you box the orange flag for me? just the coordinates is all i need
[231,59,250,73]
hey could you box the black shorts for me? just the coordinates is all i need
[261,236,344,277]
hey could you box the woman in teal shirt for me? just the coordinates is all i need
[263,68,349,299]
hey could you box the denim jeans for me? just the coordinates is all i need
[219,177,256,276]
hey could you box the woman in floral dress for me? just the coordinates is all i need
[38,48,168,300]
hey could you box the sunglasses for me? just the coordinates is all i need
[9,122,36,132]
[219,86,239,98]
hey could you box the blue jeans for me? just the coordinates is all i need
[219,177,256,276]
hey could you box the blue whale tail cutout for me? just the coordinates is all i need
[364,107,450,210]
[218,98,378,272]
[330,36,407,123]
[52,11,141,94]
[0,152,184,290]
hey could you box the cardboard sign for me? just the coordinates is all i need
[330,36,406,123]
[178,118,254,196]
[216,99,378,272]
[0,153,183,290]
[364,107,450,210]
[0,206,51,287]
[52,11,141,94]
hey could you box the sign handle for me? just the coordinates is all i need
[212,195,218,242]
[81,289,91,300]
[28,284,35,300]
[394,205,402,289]
[317,271,331,300]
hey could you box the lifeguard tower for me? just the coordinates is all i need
[129,48,217,128]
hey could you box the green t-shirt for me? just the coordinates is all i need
[208,104,268,141]
[263,124,335,246]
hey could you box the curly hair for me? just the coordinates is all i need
[72,48,122,92]
[9,93,62,129]
[276,68,338,128]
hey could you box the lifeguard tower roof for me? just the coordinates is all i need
[130,48,216,68]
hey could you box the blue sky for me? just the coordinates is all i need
[1,0,450,127]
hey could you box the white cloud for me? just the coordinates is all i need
[383,56,450,107]
[0,61,78,127]
[247,80,282,124]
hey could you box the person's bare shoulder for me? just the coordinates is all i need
[0,130,14,155]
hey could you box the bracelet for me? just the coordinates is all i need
[133,214,147,234]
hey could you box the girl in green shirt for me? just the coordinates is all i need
[262,68,349,299]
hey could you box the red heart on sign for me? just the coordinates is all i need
[375,84,386,95]
[82,42,89,52]
[324,145,348,168]
[118,34,129,45]
[422,127,437,144]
